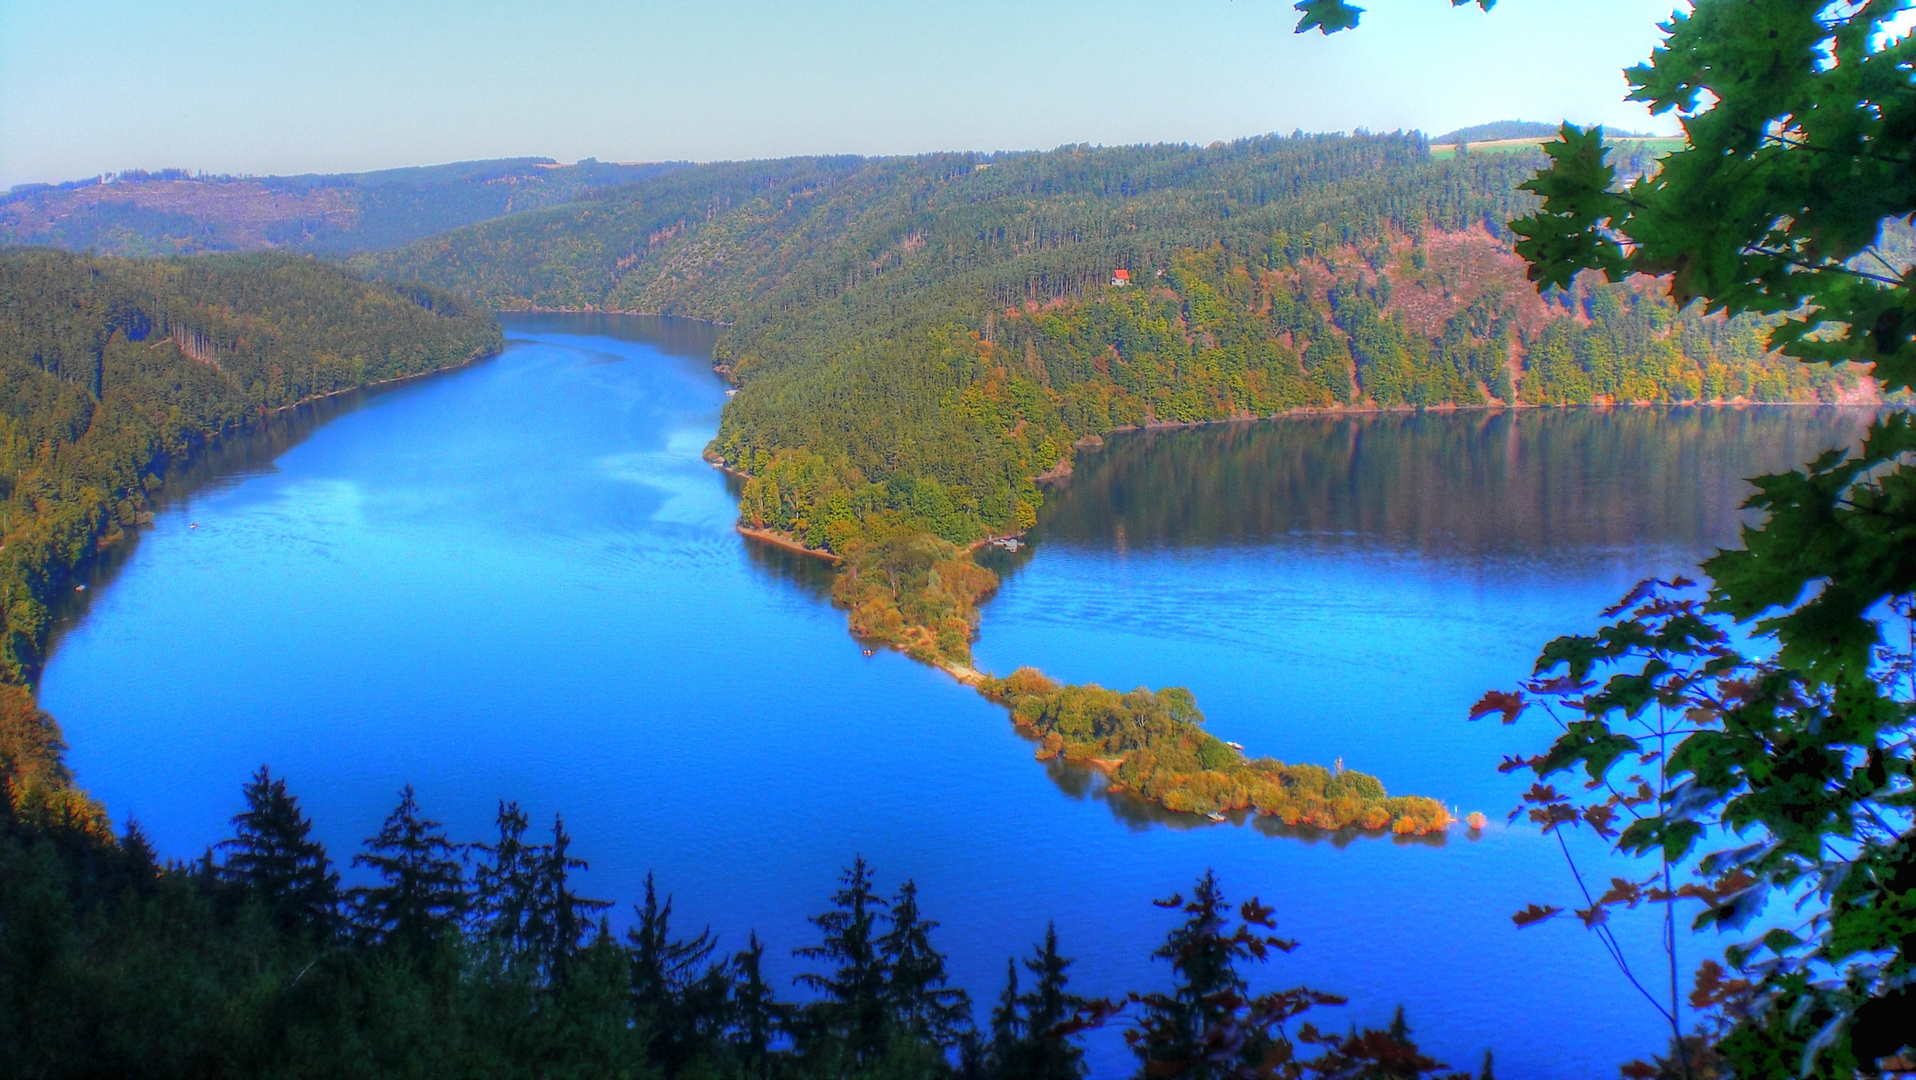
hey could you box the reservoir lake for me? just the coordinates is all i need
[43,314,1876,1077]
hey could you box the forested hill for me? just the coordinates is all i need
[360,135,1535,318]
[0,158,685,257]
[364,133,1867,552]
[0,250,500,682]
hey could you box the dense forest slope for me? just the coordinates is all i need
[364,133,1868,552]
[1,158,684,257]
[0,250,500,683]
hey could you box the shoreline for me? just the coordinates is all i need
[735,525,839,563]
[1105,395,1890,431]
[937,660,985,686]
[265,342,500,418]
[494,303,734,329]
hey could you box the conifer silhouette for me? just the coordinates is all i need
[221,766,339,937]
[793,857,893,1067]
[880,878,971,1050]
[349,785,465,953]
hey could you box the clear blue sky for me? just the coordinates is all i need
[0,0,1684,187]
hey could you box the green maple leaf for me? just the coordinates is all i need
[1292,0,1363,34]
[1293,0,1493,35]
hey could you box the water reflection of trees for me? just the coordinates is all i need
[1034,408,1879,558]
[500,312,722,359]
[737,537,836,603]
[1039,756,1455,846]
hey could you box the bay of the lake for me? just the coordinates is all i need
[41,314,1876,1078]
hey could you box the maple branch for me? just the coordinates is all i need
[1740,246,1905,287]
[1554,828,1677,1026]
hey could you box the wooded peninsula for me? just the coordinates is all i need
[358,131,1878,834]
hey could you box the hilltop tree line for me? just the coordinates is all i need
[0,740,1490,1079]
[0,249,501,683]
[0,159,686,258]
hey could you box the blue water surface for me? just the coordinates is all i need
[41,316,1873,1078]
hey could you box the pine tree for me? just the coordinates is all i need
[793,857,892,1069]
[472,799,539,963]
[628,871,723,1075]
[470,804,607,983]
[957,1032,986,1080]
[984,958,1022,1077]
[221,766,339,938]
[879,878,971,1050]
[1387,1004,1412,1045]
[529,813,609,985]
[1136,869,1245,1078]
[119,817,158,896]
[1132,871,1336,1080]
[1013,923,1085,1080]
[730,932,781,1079]
[349,785,466,954]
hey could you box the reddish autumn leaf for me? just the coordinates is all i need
[1468,689,1526,724]
[1521,783,1567,805]
[1582,804,1619,839]
[1598,877,1643,907]
[1530,803,1580,833]
[1511,903,1562,927]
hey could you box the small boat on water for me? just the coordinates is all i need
[1225,741,1244,752]
[1205,811,1227,823]
[189,523,200,529]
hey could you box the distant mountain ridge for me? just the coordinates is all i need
[0,158,688,257]
[1434,120,1661,144]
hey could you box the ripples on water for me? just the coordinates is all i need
[42,316,1876,1078]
